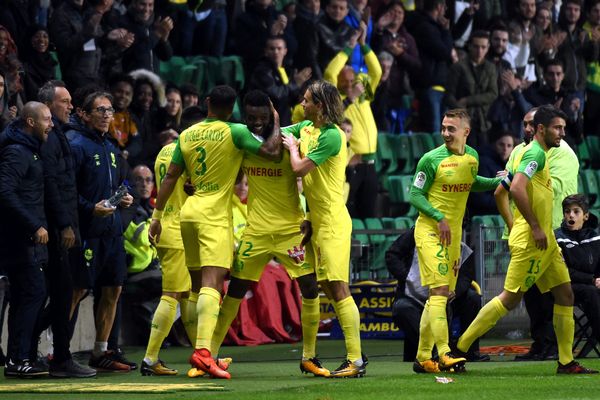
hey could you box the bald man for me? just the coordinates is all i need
[0,102,53,377]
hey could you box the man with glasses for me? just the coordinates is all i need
[65,92,135,371]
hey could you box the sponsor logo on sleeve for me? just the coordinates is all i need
[524,161,538,178]
[414,171,427,189]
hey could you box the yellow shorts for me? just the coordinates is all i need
[232,230,315,282]
[504,243,571,293]
[415,227,460,291]
[312,224,351,283]
[156,247,191,293]
[180,221,233,270]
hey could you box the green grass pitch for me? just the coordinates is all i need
[0,339,598,400]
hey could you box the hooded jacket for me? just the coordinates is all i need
[65,116,124,239]
[0,120,48,265]
[555,214,600,285]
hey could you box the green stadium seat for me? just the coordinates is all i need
[220,56,245,90]
[389,135,413,174]
[576,140,591,169]
[408,134,425,166]
[578,173,585,194]
[581,169,599,207]
[394,217,414,230]
[432,132,444,147]
[587,136,600,168]
[376,133,398,177]
[351,218,369,245]
[387,175,404,203]
[381,217,396,229]
[413,132,435,153]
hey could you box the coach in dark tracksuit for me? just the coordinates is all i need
[35,81,97,378]
[0,103,53,377]
[66,92,133,371]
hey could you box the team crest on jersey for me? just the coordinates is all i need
[525,275,536,288]
[438,263,448,275]
[287,246,305,262]
[414,171,427,189]
[524,161,538,178]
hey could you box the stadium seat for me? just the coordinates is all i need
[381,217,396,230]
[220,56,245,91]
[389,135,413,174]
[376,133,398,177]
[432,132,444,147]
[351,218,369,245]
[399,175,418,217]
[576,140,591,170]
[394,217,414,230]
[387,175,404,203]
[413,132,435,153]
[581,170,599,208]
[408,134,425,167]
[587,136,600,169]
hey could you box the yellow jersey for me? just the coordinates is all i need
[282,120,350,230]
[154,141,187,249]
[508,140,554,249]
[242,150,304,234]
[171,118,262,226]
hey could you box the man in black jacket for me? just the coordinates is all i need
[66,91,134,371]
[36,81,97,378]
[0,102,53,378]
[386,226,488,368]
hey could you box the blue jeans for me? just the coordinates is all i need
[418,88,445,134]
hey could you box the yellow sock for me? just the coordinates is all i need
[334,296,362,363]
[180,291,199,344]
[210,295,242,356]
[553,304,574,365]
[416,300,435,362]
[195,287,221,350]
[429,295,450,355]
[301,297,320,359]
[457,296,508,353]
[144,295,178,363]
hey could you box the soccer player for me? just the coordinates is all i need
[409,109,500,373]
[208,90,328,378]
[282,80,367,378]
[148,85,282,379]
[139,140,194,376]
[456,105,598,374]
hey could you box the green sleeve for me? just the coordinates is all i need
[171,139,184,166]
[516,145,546,180]
[306,127,341,166]
[282,120,312,139]
[230,123,262,155]
[409,154,445,221]
[472,175,502,192]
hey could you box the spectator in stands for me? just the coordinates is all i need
[293,0,323,73]
[405,0,456,134]
[555,194,600,358]
[371,1,421,133]
[552,0,592,112]
[190,1,228,57]
[448,0,482,51]
[157,86,183,141]
[386,226,488,363]
[583,0,600,136]
[247,36,311,126]
[0,102,53,378]
[524,59,583,145]
[232,0,298,76]
[131,164,155,212]
[0,25,24,112]
[66,91,134,371]
[345,0,373,74]
[180,83,199,110]
[21,25,56,102]
[505,0,538,83]
[49,0,112,91]
[468,131,515,216]
[37,81,97,378]
[487,24,513,85]
[118,0,174,74]
[128,69,165,169]
[0,70,17,131]
[303,0,354,79]
[109,74,142,161]
[445,30,498,148]
[324,22,381,219]
[0,0,34,51]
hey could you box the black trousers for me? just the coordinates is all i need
[572,283,600,342]
[523,285,556,355]
[6,262,46,361]
[392,289,482,361]
[346,163,378,219]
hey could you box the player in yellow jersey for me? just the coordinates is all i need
[148,85,282,379]
[408,109,500,373]
[456,105,598,374]
[282,80,367,378]
[140,139,193,376]
[208,90,328,378]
